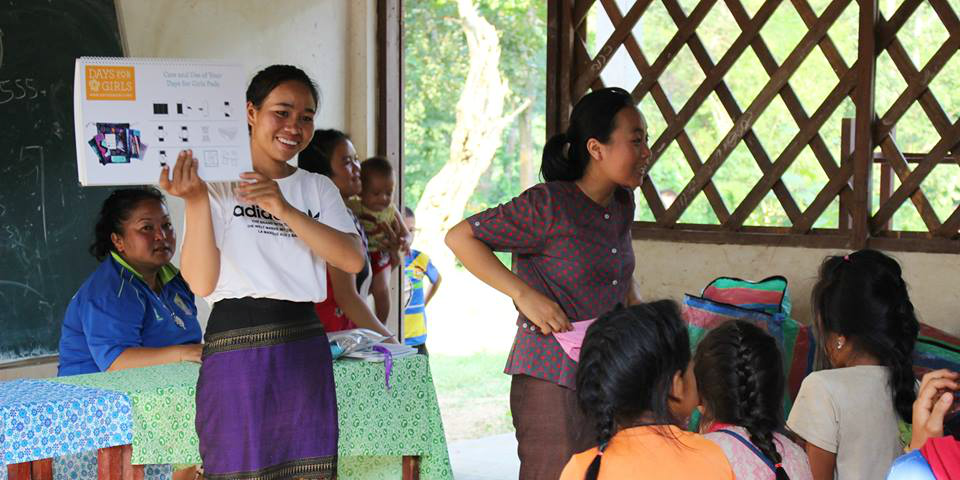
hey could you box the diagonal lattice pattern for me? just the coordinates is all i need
[549,0,960,250]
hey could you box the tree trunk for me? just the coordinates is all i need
[413,0,528,271]
[518,91,536,189]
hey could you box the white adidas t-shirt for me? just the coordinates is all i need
[202,168,357,304]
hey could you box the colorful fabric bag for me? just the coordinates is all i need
[682,276,817,412]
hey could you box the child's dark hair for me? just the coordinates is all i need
[360,156,393,185]
[90,187,165,261]
[811,249,919,422]
[301,129,350,177]
[403,206,415,218]
[694,321,790,480]
[246,64,320,109]
[576,300,691,480]
[541,87,636,182]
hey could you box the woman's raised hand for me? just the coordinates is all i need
[514,286,572,335]
[910,368,960,450]
[159,150,208,201]
[235,171,290,219]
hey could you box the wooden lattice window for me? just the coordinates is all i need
[546,0,960,253]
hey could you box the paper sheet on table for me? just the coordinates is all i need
[552,318,596,362]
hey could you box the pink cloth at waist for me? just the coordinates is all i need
[552,319,596,362]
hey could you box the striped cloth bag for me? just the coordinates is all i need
[914,323,960,376]
[682,276,816,414]
[684,276,960,438]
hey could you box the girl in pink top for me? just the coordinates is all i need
[695,320,813,480]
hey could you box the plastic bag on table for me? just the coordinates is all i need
[328,328,389,360]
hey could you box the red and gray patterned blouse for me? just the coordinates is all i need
[467,181,636,388]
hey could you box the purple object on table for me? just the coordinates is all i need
[371,345,394,390]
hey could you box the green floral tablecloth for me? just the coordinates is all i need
[53,355,452,479]
[53,362,200,465]
[334,355,452,479]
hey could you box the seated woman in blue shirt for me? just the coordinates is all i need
[58,187,202,376]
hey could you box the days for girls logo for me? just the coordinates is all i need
[85,65,136,101]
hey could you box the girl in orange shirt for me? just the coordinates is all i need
[561,301,735,480]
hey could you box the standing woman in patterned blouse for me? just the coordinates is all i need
[445,87,650,480]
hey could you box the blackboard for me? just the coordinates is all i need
[0,0,123,362]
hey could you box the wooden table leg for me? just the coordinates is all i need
[6,459,51,480]
[98,445,123,480]
[7,450,141,480]
[119,444,143,480]
[30,459,52,480]
[401,456,421,480]
[7,462,31,480]
[97,444,143,480]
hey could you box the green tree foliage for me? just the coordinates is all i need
[405,0,960,232]
[403,0,546,216]
[597,0,960,230]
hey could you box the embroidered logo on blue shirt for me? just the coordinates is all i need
[173,294,191,315]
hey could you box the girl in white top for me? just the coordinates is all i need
[695,320,813,480]
[786,249,920,480]
[160,65,363,479]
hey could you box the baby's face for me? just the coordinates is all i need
[361,174,395,212]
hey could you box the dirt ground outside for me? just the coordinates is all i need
[421,268,519,442]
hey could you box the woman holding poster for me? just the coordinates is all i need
[161,65,363,479]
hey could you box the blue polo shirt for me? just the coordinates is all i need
[58,252,202,376]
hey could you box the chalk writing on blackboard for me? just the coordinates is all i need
[0,30,45,106]
[20,146,47,243]
[0,78,40,105]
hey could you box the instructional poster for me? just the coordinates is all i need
[74,57,251,186]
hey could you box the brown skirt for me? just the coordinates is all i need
[510,374,598,480]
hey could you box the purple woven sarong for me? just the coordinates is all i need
[197,299,337,480]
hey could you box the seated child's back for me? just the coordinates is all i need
[560,301,734,480]
[564,425,732,479]
[790,365,901,476]
[696,320,812,480]
[786,249,919,479]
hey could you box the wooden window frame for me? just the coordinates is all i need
[547,0,960,254]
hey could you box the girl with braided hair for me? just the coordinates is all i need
[559,301,734,480]
[787,249,920,480]
[695,320,813,480]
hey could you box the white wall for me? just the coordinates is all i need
[633,240,960,335]
[116,0,359,135]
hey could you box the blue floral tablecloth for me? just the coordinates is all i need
[0,379,132,466]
